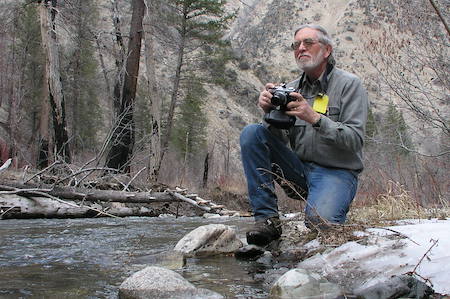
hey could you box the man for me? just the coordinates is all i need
[239,24,369,247]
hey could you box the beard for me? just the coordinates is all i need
[296,48,325,72]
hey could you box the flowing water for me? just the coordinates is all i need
[0,217,269,298]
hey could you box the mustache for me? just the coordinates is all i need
[297,54,312,59]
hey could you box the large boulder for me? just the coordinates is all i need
[119,266,223,299]
[269,268,342,299]
[174,224,243,256]
[354,274,434,299]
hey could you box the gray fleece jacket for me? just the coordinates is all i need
[267,66,369,173]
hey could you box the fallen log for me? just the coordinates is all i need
[0,183,179,204]
[0,181,241,219]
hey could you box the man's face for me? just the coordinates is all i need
[293,28,330,72]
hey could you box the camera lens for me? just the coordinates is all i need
[271,92,287,106]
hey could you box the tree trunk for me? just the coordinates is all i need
[37,67,50,169]
[202,152,209,188]
[143,0,162,182]
[105,0,145,172]
[110,0,126,116]
[71,0,83,150]
[39,0,71,163]
[158,9,188,173]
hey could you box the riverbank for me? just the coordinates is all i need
[277,217,450,297]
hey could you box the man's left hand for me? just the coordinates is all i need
[285,92,321,125]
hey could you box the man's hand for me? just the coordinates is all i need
[258,83,276,113]
[285,92,321,125]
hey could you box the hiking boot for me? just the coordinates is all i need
[246,216,282,247]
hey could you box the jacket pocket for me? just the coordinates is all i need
[328,106,340,121]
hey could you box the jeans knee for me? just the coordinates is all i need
[305,206,346,229]
[240,124,265,148]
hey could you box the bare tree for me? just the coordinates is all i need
[363,0,449,155]
[143,0,162,182]
[39,0,71,163]
[104,0,145,172]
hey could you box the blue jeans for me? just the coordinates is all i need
[239,124,357,227]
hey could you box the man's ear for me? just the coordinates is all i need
[324,45,332,59]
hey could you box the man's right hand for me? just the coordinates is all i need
[258,83,276,113]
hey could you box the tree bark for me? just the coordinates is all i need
[39,0,71,163]
[37,68,50,168]
[105,0,145,172]
[143,0,162,182]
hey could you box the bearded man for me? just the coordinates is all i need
[239,24,369,246]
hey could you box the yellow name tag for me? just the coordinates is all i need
[313,94,329,114]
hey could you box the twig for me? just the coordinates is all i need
[53,167,120,186]
[257,166,332,231]
[428,0,450,37]
[123,167,146,191]
[23,160,62,184]
[0,206,19,218]
[370,227,420,246]
[410,238,439,274]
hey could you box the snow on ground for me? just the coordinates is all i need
[297,219,450,294]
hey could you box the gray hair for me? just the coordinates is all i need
[294,24,335,65]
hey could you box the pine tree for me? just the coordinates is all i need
[383,101,413,155]
[171,78,208,163]
[365,107,378,146]
[64,0,101,151]
[154,0,235,177]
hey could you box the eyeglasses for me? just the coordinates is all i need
[290,38,320,50]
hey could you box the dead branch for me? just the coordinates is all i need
[123,167,146,191]
[24,160,62,183]
[410,238,439,274]
[166,190,212,212]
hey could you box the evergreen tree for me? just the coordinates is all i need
[64,0,101,151]
[154,0,235,176]
[171,77,207,163]
[16,5,46,156]
[365,106,378,146]
[383,101,413,155]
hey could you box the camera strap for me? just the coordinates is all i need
[297,63,334,114]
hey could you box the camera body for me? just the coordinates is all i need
[264,84,297,129]
[270,85,296,108]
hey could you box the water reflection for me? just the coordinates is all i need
[0,217,268,298]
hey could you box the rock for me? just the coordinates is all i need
[256,251,274,265]
[202,213,222,218]
[354,274,434,299]
[269,268,342,299]
[174,224,243,257]
[119,266,223,299]
[235,244,266,260]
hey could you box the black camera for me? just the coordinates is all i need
[263,84,297,129]
[270,85,296,107]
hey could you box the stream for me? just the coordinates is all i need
[0,216,269,298]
